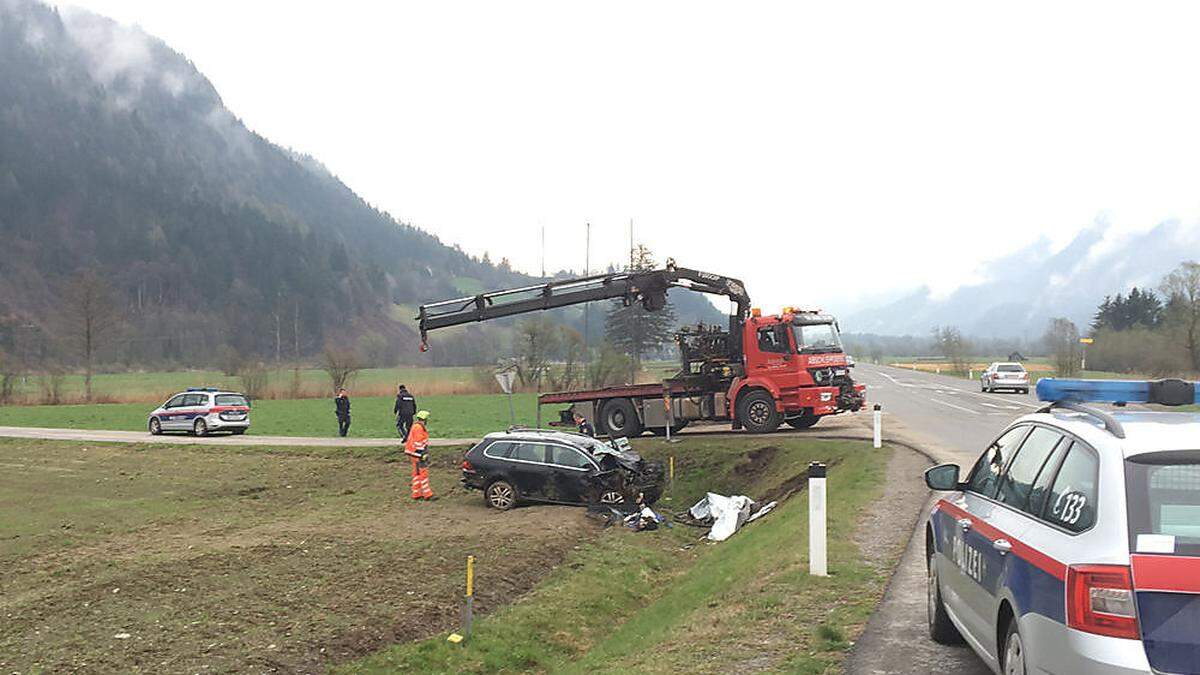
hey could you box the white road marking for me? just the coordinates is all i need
[979,402,1020,410]
[928,397,980,415]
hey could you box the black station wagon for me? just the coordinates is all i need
[461,429,665,510]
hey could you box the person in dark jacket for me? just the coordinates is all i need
[335,388,351,437]
[573,412,595,437]
[394,384,417,441]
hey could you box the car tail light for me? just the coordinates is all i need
[1067,565,1140,639]
[461,459,474,472]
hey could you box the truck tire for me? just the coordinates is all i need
[737,390,781,433]
[600,398,643,438]
[785,411,819,429]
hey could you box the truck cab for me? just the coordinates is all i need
[729,308,864,433]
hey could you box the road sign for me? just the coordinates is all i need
[1080,337,1095,345]
[494,370,516,394]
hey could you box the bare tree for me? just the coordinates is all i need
[321,345,361,393]
[1161,261,1200,371]
[515,316,561,387]
[931,326,970,374]
[238,361,271,400]
[62,270,121,401]
[1043,317,1081,376]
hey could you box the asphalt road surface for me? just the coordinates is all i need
[845,363,1043,674]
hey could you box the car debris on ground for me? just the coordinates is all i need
[681,493,778,542]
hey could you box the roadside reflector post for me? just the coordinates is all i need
[808,462,828,577]
[872,404,882,449]
[969,369,974,380]
[669,455,675,485]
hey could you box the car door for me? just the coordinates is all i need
[938,424,1030,653]
[544,444,597,503]
[180,393,208,428]
[160,394,187,430]
[504,442,553,501]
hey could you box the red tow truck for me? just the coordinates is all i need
[418,260,865,436]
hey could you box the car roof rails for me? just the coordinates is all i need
[1037,400,1126,439]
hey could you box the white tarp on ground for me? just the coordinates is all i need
[692,492,754,541]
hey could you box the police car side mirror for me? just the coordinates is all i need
[925,464,961,491]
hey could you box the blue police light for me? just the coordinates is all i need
[1036,378,1200,407]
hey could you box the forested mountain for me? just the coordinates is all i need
[0,0,722,368]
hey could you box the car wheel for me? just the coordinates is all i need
[148,418,162,436]
[928,550,962,644]
[785,410,819,429]
[737,390,780,433]
[193,419,208,437]
[1001,619,1026,675]
[599,490,625,505]
[485,480,518,510]
[600,398,643,438]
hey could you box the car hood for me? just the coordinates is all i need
[590,446,645,471]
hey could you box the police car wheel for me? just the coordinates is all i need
[927,551,961,644]
[1001,621,1026,675]
[148,418,162,435]
[193,419,208,437]
[485,480,517,510]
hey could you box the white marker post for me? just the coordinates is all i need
[873,403,882,449]
[809,462,828,577]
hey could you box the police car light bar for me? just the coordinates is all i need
[1036,378,1199,407]
[186,387,220,392]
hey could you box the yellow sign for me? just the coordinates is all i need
[1080,338,1095,345]
[447,633,464,644]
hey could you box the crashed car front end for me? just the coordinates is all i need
[584,439,666,504]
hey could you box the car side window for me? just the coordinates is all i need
[966,426,1028,498]
[549,445,593,470]
[485,441,515,459]
[165,395,186,408]
[1044,443,1099,532]
[996,427,1064,512]
[510,443,547,464]
[184,394,206,407]
[1028,439,1071,517]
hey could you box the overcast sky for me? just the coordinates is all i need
[56,1,1200,314]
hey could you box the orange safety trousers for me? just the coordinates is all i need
[410,457,433,499]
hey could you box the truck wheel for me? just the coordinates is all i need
[785,411,819,429]
[737,390,780,433]
[600,398,643,438]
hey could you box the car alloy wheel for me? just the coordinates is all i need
[486,481,516,510]
[599,490,625,504]
[1002,624,1026,675]
[193,419,208,437]
[149,418,162,435]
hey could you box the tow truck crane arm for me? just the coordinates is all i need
[417,260,750,348]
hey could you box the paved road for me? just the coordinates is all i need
[845,363,1042,674]
[0,426,479,447]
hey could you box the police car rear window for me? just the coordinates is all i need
[214,394,248,406]
[1126,451,1200,556]
[997,364,1025,372]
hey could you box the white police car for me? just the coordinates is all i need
[925,378,1200,675]
[148,387,251,436]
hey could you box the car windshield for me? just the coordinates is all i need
[792,323,842,353]
[215,394,248,406]
[1125,451,1200,557]
[997,364,1025,372]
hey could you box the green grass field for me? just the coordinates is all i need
[0,392,543,439]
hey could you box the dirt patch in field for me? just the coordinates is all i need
[0,441,595,673]
[732,445,780,479]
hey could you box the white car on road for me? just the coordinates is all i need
[148,388,251,436]
[925,378,1200,674]
[982,362,1031,394]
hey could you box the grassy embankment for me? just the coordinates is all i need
[343,436,896,674]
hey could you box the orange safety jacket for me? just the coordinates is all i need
[405,423,429,460]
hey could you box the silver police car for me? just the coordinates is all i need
[925,378,1200,674]
[148,387,251,436]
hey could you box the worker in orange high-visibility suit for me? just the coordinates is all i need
[404,410,434,500]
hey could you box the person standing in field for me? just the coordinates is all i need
[404,410,434,500]
[394,384,417,441]
[334,388,351,437]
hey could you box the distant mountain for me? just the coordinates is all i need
[0,0,722,366]
[843,220,1200,338]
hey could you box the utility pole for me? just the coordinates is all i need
[583,222,591,360]
[540,224,546,279]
